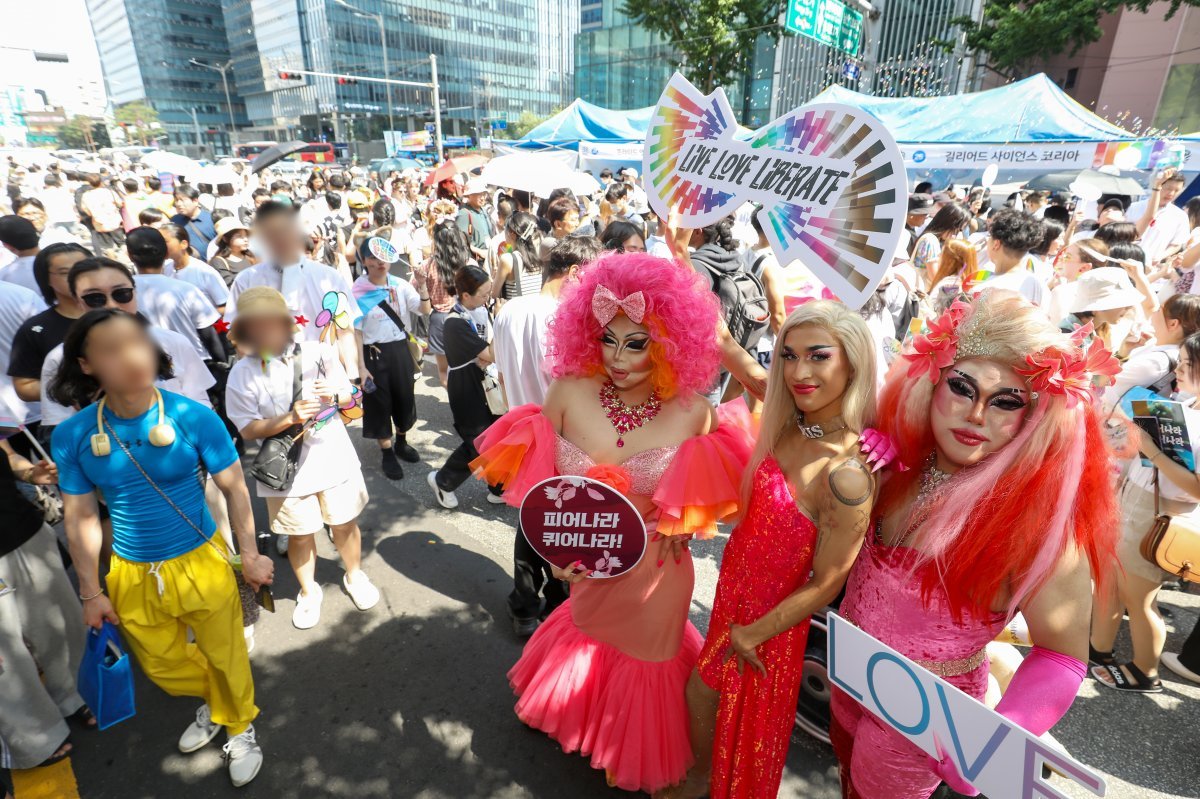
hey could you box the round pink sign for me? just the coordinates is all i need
[519,476,647,579]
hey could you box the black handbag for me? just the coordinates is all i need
[246,350,305,492]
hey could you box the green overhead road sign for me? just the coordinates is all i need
[785,0,863,56]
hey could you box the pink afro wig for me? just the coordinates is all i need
[547,252,721,400]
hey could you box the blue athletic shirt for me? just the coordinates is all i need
[52,390,239,563]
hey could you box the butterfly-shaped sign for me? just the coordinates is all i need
[316,290,352,345]
[367,236,400,264]
[642,72,907,311]
[309,385,365,432]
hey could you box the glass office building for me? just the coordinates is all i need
[573,1,675,110]
[222,0,579,142]
[85,0,247,150]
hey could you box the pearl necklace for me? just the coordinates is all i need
[599,380,662,448]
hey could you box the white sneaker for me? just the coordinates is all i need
[486,492,507,505]
[292,583,323,630]
[223,724,263,787]
[1162,652,1200,684]
[178,704,222,753]
[343,570,380,610]
[243,624,255,654]
[427,470,459,509]
[275,535,289,556]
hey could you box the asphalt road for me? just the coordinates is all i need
[18,371,1200,799]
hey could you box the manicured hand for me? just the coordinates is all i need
[725,623,767,677]
[551,560,590,584]
[859,428,901,472]
[927,735,980,796]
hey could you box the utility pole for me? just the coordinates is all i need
[190,107,202,152]
[189,59,237,145]
[430,53,444,162]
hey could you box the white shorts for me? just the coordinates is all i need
[266,473,369,536]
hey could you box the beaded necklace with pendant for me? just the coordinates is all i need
[599,380,662,448]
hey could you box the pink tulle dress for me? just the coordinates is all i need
[696,457,818,799]
[472,404,752,794]
[829,535,1006,799]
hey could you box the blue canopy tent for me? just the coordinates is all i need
[809,74,1197,188]
[500,97,753,174]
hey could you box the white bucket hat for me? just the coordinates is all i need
[1069,268,1143,314]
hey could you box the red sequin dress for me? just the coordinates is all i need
[696,457,818,799]
[471,404,753,795]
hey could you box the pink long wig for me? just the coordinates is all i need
[547,252,721,400]
[876,293,1119,621]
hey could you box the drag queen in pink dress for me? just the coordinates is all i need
[830,292,1121,799]
[471,252,753,794]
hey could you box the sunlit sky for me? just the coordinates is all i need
[0,0,107,109]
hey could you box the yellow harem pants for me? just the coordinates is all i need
[106,537,258,734]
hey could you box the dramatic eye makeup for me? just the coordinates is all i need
[600,330,650,352]
[780,344,836,362]
[948,369,1028,411]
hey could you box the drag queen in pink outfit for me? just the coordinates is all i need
[472,252,752,794]
[830,292,1121,798]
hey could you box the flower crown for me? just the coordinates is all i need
[904,300,1120,408]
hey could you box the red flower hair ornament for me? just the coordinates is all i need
[903,307,1119,407]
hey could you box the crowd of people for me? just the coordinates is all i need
[0,149,1197,799]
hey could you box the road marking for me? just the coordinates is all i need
[11,758,81,799]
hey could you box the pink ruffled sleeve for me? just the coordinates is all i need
[652,399,755,539]
[471,404,558,507]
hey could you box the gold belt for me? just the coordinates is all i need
[839,612,987,678]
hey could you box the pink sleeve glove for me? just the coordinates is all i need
[993,645,1087,736]
[927,646,1086,795]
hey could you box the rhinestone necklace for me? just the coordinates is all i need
[599,380,663,448]
[795,412,848,439]
[882,453,955,546]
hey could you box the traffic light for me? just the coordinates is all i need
[278,71,303,81]
[337,77,358,85]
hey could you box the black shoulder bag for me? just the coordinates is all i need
[246,350,305,492]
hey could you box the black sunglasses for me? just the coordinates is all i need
[81,287,136,308]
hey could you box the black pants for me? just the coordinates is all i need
[1178,617,1200,673]
[508,518,568,622]
[362,340,416,440]
[436,419,500,493]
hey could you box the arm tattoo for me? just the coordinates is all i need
[829,458,873,506]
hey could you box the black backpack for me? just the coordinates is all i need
[696,252,771,352]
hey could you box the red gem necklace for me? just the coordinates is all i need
[599,380,662,448]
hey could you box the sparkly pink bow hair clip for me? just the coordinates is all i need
[591,284,647,327]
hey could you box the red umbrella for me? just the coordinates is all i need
[423,154,489,186]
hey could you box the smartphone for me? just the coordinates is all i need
[256,584,275,613]
[362,377,377,394]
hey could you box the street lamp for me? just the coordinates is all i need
[189,58,237,145]
[333,0,394,134]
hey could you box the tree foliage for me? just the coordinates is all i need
[620,0,784,94]
[113,102,160,144]
[951,0,1200,79]
[496,109,558,140]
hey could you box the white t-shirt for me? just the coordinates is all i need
[1103,344,1177,415]
[168,259,230,309]
[38,327,215,426]
[978,268,1046,307]
[226,259,361,343]
[1129,201,1190,264]
[0,282,46,424]
[38,187,79,225]
[354,276,420,345]
[492,293,557,407]
[225,340,361,498]
[134,273,221,358]
[0,255,40,295]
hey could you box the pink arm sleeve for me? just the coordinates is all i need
[992,645,1086,737]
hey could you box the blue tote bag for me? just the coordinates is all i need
[77,622,136,730]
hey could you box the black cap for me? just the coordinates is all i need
[907,193,934,215]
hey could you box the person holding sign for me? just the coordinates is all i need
[471,252,754,795]
[1091,331,1200,693]
[663,302,880,799]
[829,292,1120,799]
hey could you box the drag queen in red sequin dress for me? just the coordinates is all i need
[660,301,881,799]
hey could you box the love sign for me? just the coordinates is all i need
[519,476,646,579]
[827,613,1106,798]
[642,72,907,311]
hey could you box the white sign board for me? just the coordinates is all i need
[642,72,907,311]
[827,613,1106,798]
